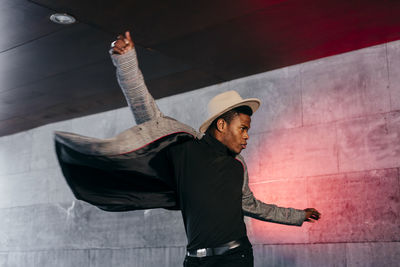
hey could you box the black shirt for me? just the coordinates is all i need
[167,133,247,250]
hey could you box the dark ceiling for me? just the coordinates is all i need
[1,0,400,136]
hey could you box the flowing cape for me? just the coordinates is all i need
[54,117,199,212]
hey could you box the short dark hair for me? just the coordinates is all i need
[206,105,253,135]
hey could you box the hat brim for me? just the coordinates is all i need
[199,98,261,133]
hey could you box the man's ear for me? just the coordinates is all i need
[216,118,226,133]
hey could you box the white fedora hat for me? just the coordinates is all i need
[199,90,261,133]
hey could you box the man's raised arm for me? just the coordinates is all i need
[110,31,163,124]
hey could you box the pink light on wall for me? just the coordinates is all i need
[242,97,400,245]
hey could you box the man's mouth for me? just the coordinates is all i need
[241,144,247,149]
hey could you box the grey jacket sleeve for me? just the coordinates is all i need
[236,155,305,226]
[110,48,163,124]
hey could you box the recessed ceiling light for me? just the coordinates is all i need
[50,13,76,24]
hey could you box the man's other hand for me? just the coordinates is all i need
[111,31,134,55]
[304,208,321,223]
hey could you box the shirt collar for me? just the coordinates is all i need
[202,132,236,157]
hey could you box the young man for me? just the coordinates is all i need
[55,31,320,267]
[111,31,320,266]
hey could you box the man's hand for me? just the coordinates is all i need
[111,31,134,55]
[304,208,321,223]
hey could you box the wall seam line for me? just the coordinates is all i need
[248,166,400,185]
[88,249,91,267]
[335,121,340,173]
[1,242,399,254]
[299,65,304,127]
[253,109,400,137]
[385,43,392,111]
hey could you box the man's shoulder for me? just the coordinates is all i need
[168,136,197,151]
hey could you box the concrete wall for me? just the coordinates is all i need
[1,40,399,266]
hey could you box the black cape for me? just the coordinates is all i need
[55,132,194,212]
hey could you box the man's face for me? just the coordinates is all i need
[220,113,251,154]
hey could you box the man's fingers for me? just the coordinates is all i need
[113,46,125,55]
[310,215,319,220]
[311,212,320,220]
[113,39,127,49]
[125,31,133,43]
[305,208,321,217]
[110,32,134,55]
[112,45,129,55]
[115,35,129,47]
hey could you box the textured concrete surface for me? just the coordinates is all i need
[301,44,390,125]
[254,242,400,267]
[4,250,90,267]
[307,169,400,243]
[89,247,186,267]
[261,243,347,267]
[346,242,400,267]
[0,253,8,267]
[0,131,32,175]
[1,40,400,266]
[0,169,53,209]
[0,166,76,209]
[255,123,338,180]
[0,202,145,250]
[337,111,400,172]
[0,201,186,251]
[387,41,400,111]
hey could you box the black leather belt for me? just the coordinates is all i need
[186,237,249,258]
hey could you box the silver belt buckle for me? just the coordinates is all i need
[196,248,207,257]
